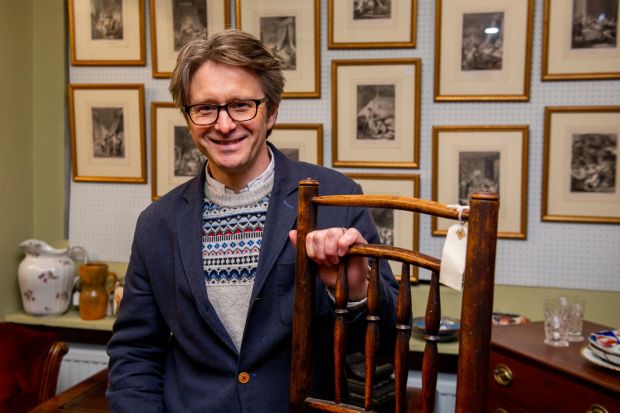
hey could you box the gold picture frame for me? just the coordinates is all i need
[332,58,421,168]
[68,0,146,66]
[151,102,205,200]
[270,124,323,165]
[434,0,534,101]
[542,106,620,224]
[542,0,620,80]
[69,84,146,183]
[347,173,420,282]
[235,0,321,98]
[150,0,230,78]
[328,0,417,49]
[432,125,528,239]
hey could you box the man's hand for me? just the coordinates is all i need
[288,228,369,301]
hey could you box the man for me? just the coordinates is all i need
[106,29,398,412]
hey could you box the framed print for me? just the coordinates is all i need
[432,125,528,238]
[270,124,323,165]
[328,0,417,49]
[542,106,620,224]
[347,173,420,281]
[542,0,620,80]
[150,0,230,78]
[332,58,421,169]
[69,84,146,183]
[151,102,205,200]
[68,0,146,66]
[434,0,534,101]
[236,0,320,98]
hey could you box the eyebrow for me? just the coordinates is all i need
[189,97,256,105]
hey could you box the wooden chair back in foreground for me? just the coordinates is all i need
[289,178,499,413]
[0,323,69,412]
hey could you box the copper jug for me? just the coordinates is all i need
[79,262,117,320]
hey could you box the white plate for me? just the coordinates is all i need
[581,347,620,373]
[589,345,620,367]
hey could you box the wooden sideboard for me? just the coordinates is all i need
[488,321,620,413]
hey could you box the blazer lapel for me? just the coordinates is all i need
[250,145,301,303]
[176,170,238,353]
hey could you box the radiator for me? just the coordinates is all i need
[57,343,109,394]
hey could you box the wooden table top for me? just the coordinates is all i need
[491,320,620,396]
[30,369,108,413]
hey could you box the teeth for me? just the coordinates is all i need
[212,137,243,145]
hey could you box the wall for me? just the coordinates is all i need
[413,284,620,328]
[0,0,66,319]
[32,0,68,241]
[0,0,34,318]
[68,1,619,292]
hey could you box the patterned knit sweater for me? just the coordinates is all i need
[202,172,273,351]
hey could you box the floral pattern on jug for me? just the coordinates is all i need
[18,239,88,316]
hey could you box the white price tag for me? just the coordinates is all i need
[439,223,468,291]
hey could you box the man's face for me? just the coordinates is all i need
[186,61,278,188]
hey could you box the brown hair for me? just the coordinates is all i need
[169,29,285,113]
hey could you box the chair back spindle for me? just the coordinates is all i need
[422,271,441,413]
[394,263,411,413]
[334,260,349,404]
[364,258,381,411]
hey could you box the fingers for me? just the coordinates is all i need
[306,227,342,265]
[336,228,367,256]
[288,230,297,247]
[305,227,366,266]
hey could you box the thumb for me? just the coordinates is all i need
[288,230,298,248]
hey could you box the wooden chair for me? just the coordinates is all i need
[290,178,499,413]
[37,340,69,402]
[0,323,69,412]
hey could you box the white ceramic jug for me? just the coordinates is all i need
[18,239,88,316]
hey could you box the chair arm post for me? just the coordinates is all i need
[455,192,499,413]
[290,178,319,413]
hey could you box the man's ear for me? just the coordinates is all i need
[182,111,193,128]
[267,104,279,129]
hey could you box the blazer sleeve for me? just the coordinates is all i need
[106,212,170,412]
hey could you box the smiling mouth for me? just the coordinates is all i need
[210,137,245,146]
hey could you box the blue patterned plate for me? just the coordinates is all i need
[589,330,620,355]
[411,317,460,342]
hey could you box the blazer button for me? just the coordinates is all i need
[238,371,250,384]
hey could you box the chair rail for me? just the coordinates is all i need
[313,194,469,221]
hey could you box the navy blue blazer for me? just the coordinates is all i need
[106,144,399,412]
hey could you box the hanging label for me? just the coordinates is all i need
[440,223,468,291]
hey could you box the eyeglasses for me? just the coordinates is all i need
[183,98,266,126]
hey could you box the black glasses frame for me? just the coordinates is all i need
[183,98,266,126]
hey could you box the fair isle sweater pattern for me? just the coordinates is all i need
[201,192,271,350]
[202,196,269,284]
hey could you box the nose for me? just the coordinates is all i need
[213,107,236,133]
